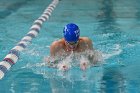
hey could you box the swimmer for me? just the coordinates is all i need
[46,23,97,70]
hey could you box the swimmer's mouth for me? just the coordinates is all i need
[68,45,76,49]
[65,41,78,50]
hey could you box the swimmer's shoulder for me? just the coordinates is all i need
[79,37,92,43]
[50,38,64,49]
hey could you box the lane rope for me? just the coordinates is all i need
[0,0,59,79]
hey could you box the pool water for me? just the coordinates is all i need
[0,0,140,93]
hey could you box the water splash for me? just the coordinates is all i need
[102,44,122,60]
[45,50,103,70]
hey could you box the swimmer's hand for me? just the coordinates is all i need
[80,61,89,71]
[43,57,50,63]
[57,62,70,71]
[43,57,58,68]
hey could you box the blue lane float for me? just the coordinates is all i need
[0,0,59,79]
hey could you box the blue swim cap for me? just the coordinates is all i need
[63,23,80,42]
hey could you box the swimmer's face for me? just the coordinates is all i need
[66,41,78,50]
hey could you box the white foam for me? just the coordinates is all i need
[102,44,122,59]
[57,56,72,71]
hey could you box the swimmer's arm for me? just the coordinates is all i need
[50,41,57,57]
[43,56,58,68]
[44,42,61,66]
[86,38,94,50]
[87,39,98,64]
[44,56,58,65]
[49,51,57,64]
[50,41,62,57]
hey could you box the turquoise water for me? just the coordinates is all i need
[0,0,140,93]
